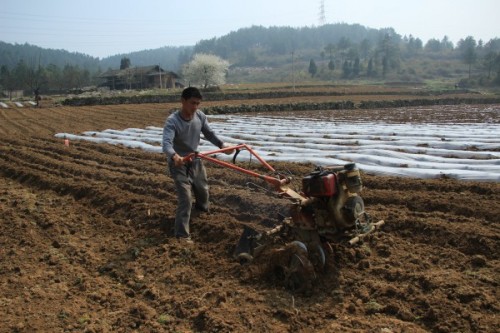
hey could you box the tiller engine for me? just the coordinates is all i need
[184,144,384,289]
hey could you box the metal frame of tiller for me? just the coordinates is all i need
[183,144,384,248]
[184,144,385,288]
[183,143,308,204]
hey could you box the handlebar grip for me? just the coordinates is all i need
[182,151,198,163]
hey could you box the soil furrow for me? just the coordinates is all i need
[1,103,498,332]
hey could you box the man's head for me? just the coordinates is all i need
[180,87,202,117]
[181,87,203,100]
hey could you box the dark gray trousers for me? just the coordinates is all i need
[169,159,209,238]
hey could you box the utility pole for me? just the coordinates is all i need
[158,64,162,89]
[292,51,295,92]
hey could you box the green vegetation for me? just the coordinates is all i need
[1,23,499,99]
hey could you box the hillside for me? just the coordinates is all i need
[1,23,499,91]
[0,41,100,71]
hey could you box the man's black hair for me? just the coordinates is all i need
[181,87,203,100]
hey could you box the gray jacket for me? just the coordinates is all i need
[162,110,223,161]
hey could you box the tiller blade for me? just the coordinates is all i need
[233,225,261,262]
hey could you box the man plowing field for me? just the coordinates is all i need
[163,87,383,289]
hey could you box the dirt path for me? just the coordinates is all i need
[0,104,498,332]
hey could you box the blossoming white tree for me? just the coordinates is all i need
[182,53,229,88]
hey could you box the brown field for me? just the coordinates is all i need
[0,97,499,333]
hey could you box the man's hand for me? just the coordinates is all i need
[222,143,235,155]
[172,153,184,167]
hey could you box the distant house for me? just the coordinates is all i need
[2,90,24,99]
[99,65,181,90]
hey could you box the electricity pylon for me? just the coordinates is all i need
[319,0,326,25]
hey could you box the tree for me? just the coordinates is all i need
[0,65,16,99]
[308,59,318,77]
[494,54,500,84]
[483,50,498,79]
[46,64,63,91]
[178,49,192,67]
[120,57,131,70]
[405,35,423,57]
[13,60,29,91]
[458,36,477,79]
[359,38,372,60]
[424,38,442,53]
[382,56,389,78]
[482,39,500,79]
[183,53,229,88]
[26,55,46,95]
[337,37,351,65]
[328,58,335,71]
[377,33,400,78]
[441,36,454,51]
[324,43,335,58]
[242,50,258,66]
[342,60,352,78]
[367,58,375,77]
[62,64,82,90]
[337,37,351,51]
[352,57,360,77]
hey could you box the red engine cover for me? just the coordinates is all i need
[302,172,337,197]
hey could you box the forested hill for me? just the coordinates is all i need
[1,23,499,89]
[0,41,191,73]
[0,41,100,71]
[193,23,400,66]
[1,23,407,71]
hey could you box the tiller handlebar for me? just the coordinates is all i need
[183,144,308,203]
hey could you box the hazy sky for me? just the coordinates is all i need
[1,0,498,58]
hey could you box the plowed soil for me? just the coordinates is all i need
[0,102,498,333]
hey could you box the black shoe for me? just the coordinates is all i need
[194,205,210,213]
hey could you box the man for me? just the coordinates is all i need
[162,87,232,242]
[34,88,41,108]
